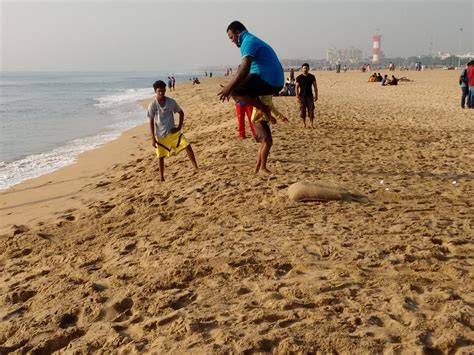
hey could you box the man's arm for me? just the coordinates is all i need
[218,56,252,101]
[313,77,318,102]
[295,80,300,98]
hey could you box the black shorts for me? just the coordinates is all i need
[253,120,272,143]
[233,74,283,97]
[299,96,315,118]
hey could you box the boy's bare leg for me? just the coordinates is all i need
[255,144,263,174]
[159,157,165,181]
[260,140,272,174]
[302,117,307,128]
[310,117,315,128]
[185,145,198,170]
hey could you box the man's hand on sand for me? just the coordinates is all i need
[152,140,158,148]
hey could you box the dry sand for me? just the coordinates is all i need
[1,70,473,353]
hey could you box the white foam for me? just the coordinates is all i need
[94,88,153,108]
[0,105,146,190]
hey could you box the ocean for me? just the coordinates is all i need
[0,71,207,190]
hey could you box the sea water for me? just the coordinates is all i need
[0,71,203,190]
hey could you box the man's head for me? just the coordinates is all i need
[302,63,310,74]
[153,80,166,99]
[469,60,474,66]
[227,21,246,48]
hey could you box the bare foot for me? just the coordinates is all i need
[260,168,272,174]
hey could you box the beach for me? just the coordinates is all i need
[1,70,473,353]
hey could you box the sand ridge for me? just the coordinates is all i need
[0,70,473,353]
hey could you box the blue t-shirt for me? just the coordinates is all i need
[239,31,284,88]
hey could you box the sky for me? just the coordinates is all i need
[1,0,473,72]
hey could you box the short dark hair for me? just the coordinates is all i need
[153,80,166,91]
[302,63,310,69]
[227,21,246,33]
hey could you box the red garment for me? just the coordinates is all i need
[235,104,255,138]
[467,66,474,87]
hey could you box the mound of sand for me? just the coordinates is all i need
[288,181,367,202]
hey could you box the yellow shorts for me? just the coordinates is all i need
[155,131,189,158]
[251,95,273,123]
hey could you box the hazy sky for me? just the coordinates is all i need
[1,0,473,71]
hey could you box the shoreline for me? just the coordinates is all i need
[0,123,150,233]
[0,76,216,233]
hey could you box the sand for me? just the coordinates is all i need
[1,70,473,353]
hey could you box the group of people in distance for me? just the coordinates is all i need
[146,20,316,180]
[368,73,399,86]
[459,60,474,109]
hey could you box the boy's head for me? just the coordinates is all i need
[153,80,166,99]
[302,63,310,74]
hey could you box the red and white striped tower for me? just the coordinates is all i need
[372,34,381,64]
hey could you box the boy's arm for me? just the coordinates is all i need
[149,118,158,147]
[295,80,300,98]
[271,105,288,122]
[177,110,184,131]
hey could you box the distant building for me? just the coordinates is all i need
[438,51,474,60]
[372,35,381,64]
[326,47,363,64]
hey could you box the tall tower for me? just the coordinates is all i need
[372,34,381,64]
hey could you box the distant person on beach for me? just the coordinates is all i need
[234,98,255,139]
[388,75,398,86]
[381,74,389,86]
[147,80,198,181]
[295,63,318,128]
[209,72,212,78]
[218,21,284,123]
[468,61,474,109]
[376,73,383,82]
[251,95,288,174]
[171,76,176,91]
[167,77,172,90]
[459,64,469,108]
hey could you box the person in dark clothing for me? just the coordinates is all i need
[295,63,318,128]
